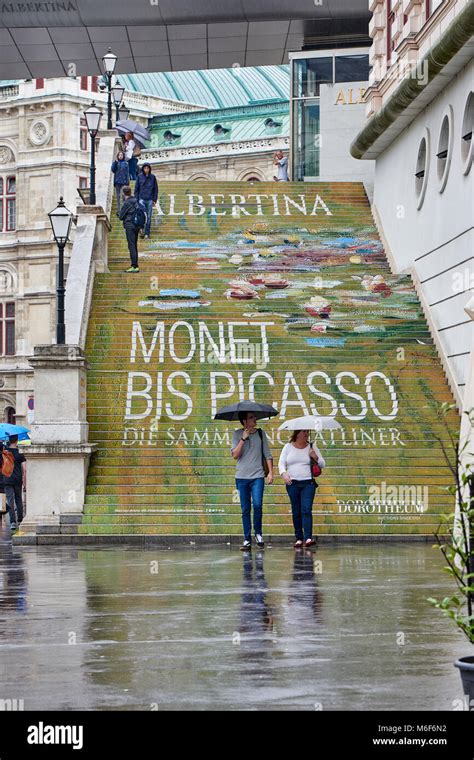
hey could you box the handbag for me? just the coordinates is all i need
[310,443,322,478]
[257,429,270,477]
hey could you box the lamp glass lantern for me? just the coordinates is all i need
[102,47,117,76]
[112,80,125,106]
[84,101,102,137]
[48,197,73,246]
[118,103,130,121]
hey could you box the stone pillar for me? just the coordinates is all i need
[75,206,111,274]
[22,344,97,529]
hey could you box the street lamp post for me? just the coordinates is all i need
[48,197,73,345]
[83,101,102,206]
[102,47,117,130]
[112,79,125,123]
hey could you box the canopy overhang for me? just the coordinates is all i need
[0,0,370,78]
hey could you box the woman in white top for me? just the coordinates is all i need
[123,131,138,181]
[278,430,326,548]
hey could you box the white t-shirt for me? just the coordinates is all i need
[278,443,326,480]
[124,139,136,160]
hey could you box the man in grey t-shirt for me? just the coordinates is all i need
[231,412,273,551]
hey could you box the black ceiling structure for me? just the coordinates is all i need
[0,0,370,78]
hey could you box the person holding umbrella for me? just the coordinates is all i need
[278,417,335,548]
[2,434,27,532]
[123,132,139,182]
[224,403,274,551]
[279,430,325,548]
[116,119,151,182]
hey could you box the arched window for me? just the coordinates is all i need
[5,406,15,424]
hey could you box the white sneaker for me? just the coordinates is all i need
[255,534,264,548]
[240,540,252,551]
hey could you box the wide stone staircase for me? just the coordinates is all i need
[79,181,458,537]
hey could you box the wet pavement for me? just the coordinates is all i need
[0,532,468,711]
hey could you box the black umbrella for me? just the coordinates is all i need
[214,400,278,421]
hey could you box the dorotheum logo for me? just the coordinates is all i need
[338,482,429,514]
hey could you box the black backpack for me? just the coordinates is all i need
[133,201,147,230]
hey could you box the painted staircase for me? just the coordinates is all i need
[79,181,458,537]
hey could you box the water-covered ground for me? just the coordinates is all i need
[0,536,468,711]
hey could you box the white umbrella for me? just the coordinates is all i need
[279,415,342,432]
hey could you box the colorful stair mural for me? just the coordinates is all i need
[82,182,458,536]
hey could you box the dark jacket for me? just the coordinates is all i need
[111,159,130,187]
[119,196,138,228]
[134,164,158,203]
[2,447,26,487]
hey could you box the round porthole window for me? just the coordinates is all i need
[461,92,473,175]
[436,106,453,192]
[415,129,429,210]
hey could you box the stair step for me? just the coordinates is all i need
[81,181,458,537]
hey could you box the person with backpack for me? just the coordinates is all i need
[231,412,273,551]
[134,163,158,239]
[111,150,130,215]
[2,435,26,532]
[119,185,146,273]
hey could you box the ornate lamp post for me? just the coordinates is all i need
[112,79,125,123]
[83,101,102,206]
[102,47,117,130]
[48,197,73,345]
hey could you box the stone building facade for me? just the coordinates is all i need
[142,101,290,181]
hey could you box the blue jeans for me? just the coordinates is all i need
[142,199,153,236]
[236,478,264,541]
[286,479,316,541]
[128,157,138,181]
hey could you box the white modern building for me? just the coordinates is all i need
[351,0,473,409]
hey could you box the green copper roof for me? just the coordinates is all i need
[147,101,289,150]
[120,65,290,109]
